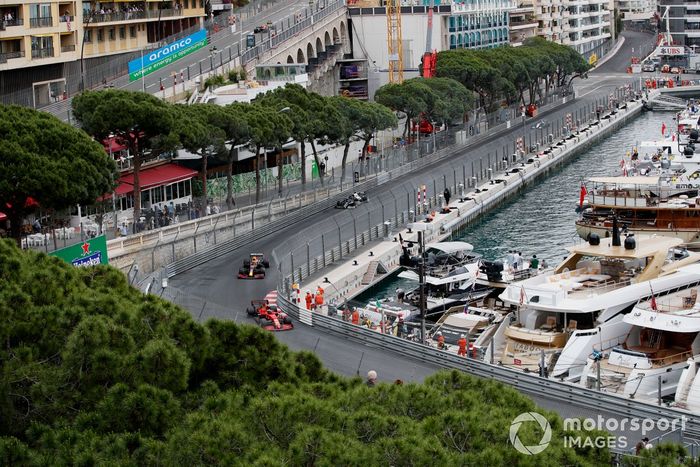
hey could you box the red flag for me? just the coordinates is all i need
[650,285,658,311]
[579,184,588,209]
[662,123,667,135]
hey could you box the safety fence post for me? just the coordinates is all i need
[321,234,326,267]
[367,211,372,241]
[337,224,342,260]
[353,217,358,249]
[251,208,255,231]
[307,243,311,278]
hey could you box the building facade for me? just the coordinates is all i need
[616,0,655,21]
[658,0,700,49]
[0,1,204,105]
[566,0,613,57]
[448,0,517,49]
[508,2,538,46]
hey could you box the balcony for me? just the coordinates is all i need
[31,47,54,59]
[0,18,23,30]
[0,50,24,63]
[87,8,184,24]
[30,17,53,28]
[61,44,76,52]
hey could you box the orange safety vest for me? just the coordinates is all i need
[351,311,360,325]
[437,335,445,348]
[305,293,312,308]
[314,294,323,305]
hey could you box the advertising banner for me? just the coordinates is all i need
[50,235,109,268]
[658,46,685,56]
[128,29,207,81]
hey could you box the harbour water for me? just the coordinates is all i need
[356,110,676,303]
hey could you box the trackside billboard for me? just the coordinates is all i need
[128,29,207,81]
[50,235,109,268]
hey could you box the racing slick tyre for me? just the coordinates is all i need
[243,259,251,268]
[246,306,257,316]
[283,316,292,325]
[238,267,248,276]
[262,260,270,268]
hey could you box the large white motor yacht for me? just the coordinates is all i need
[579,282,700,402]
[490,229,700,379]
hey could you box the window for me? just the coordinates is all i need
[200,0,204,8]
[153,186,163,204]
[119,27,125,39]
[142,189,150,206]
[184,0,189,8]
[109,28,115,40]
[97,29,103,41]
[130,26,136,38]
[84,29,92,43]
[165,184,173,201]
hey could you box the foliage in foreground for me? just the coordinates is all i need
[0,240,690,465]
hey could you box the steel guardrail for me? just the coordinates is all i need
[276,294,700,441]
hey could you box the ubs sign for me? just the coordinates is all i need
[659,46,685,56]
[128,29,208,81]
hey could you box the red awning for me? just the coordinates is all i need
[103,137,127,154]
[115,164,198,196]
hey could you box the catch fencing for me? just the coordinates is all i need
[112,81,637,278]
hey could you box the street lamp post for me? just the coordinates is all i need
[79,8,94,92]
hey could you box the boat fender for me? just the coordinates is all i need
[624,234,636,250]
[588,233,601,246]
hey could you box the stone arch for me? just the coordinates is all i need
[340,21,347,43]
[306,41,314,59]
[296,48,305,63]
[333,26,340,44]
[324,30,332,47]
[287,55,294,63]
[316,36,324,54]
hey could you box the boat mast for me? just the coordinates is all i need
[418,231,427,344]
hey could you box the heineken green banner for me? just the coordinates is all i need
[50,235,109,268]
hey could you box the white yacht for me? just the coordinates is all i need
[579,282,700,402]
[490,229,700,379]
[393,242,483,318]
[427,301,511,355]
[364,242,483,323]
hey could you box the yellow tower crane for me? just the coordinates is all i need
[386,0,404,83]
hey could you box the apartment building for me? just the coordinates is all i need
[566,0,613,57]
[527,0,612,59]
[508,1,538,46]
[0,1,204,104]
[448,0,517,50]
[616,0,655,21]
[658,0,700,49]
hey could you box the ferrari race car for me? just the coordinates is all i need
[335,191,368,209]
[246,299,293,331]
[237,253,270,279]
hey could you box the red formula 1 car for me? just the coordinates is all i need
[246,299,293,331]
[238,253,270,279]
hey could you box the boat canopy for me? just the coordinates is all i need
[426,241,474,254]
[589,176,661,186]
[566,235,684,260]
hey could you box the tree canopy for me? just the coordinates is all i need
[72,90,179,223]
[0,242,690,465]
[435,41,590,109]
[0,105,116,243]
